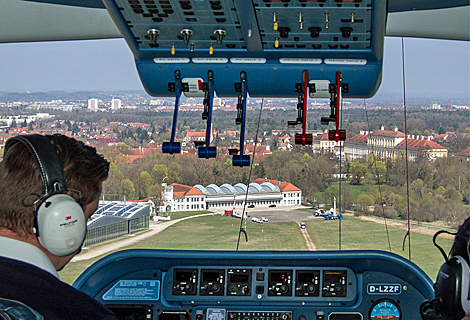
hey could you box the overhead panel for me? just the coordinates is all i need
[103,0,387,97]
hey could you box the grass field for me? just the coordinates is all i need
[60,213,454,285]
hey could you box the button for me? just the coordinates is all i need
[256,273,265,281]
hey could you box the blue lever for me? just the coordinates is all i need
[162,70,186,154]
[232,71,251,167]
[197,70,217,159]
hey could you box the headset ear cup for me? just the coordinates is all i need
[36,194,86,256]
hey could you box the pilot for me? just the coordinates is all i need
[0,134,117,319]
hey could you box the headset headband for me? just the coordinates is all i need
[5,134,67,196]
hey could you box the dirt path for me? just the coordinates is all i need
[354,214,456,238]
[72,213,212,262]
[296,221,316,251]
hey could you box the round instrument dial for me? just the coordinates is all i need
[369,299,401,320]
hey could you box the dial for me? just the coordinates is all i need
[369,299,401,320]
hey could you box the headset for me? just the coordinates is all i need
[4,134,86,257]
[420,216,470,320]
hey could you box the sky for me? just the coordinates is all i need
[0,37,468,99]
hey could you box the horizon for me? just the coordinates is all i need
[0,37,468,99]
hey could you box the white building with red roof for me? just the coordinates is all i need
[343,127,447,161]
[394,139,447,160]
[160,183,206,212]
[159,179,302,213]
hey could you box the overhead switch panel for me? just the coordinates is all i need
[103,0,386,97]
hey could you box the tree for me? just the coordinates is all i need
[152,164,168,183]
[137,171,153,199]
[120,179,135,199]
[102,162,123,197]
[324,185,339,204]
[444,188,463,202]
[371,161,387,182]
[350,161,368,185]
[357,194,374,214]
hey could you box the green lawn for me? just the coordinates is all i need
[60,214,453,284]
[305,215,453,280]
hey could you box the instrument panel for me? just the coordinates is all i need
[73,250,433,320]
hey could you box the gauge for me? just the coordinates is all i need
[369,299,401,320]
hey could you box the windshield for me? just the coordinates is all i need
[0,38,468,288]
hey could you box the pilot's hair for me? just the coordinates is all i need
[0,134,109,236]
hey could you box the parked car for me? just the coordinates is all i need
[300,223,306,229]
[261,217,269,222]
[248,204,255,208]
[269,204,276,207]
[324,214,343,220]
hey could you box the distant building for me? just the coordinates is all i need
[367,127,405,158]
[88,98,99,111]
[394,138,447,160]
[343,127,447,161]
[158,179,302,212]
[84,200,151,246]
[159,183,206,212]
[455,147,470,161]
[111,98,122,110]
[344,134,368,160]
[313,131,343,154]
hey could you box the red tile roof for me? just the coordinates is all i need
[395,139,446,150]
[187,131,206,138]
[346,134,368,144]
[456,147,470,157]
[314,132,329,141]
[251,178,300,192]
[370,130,405,138]
[171,183,205,198]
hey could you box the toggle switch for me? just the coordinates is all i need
[214,29,226,44]
[324,12,329,29]
[147,29,159,45]
[180,29,193,44]
[298,12,303,30]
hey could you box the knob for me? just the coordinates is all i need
[340,27,353,38]
[212,284,220,292]
[242,286,250,294]
[307,284,316,293]
[309,27,321,38]
[280,285,288,293]
[184,284,192,291]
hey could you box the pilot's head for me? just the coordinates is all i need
[0,134,109,270]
